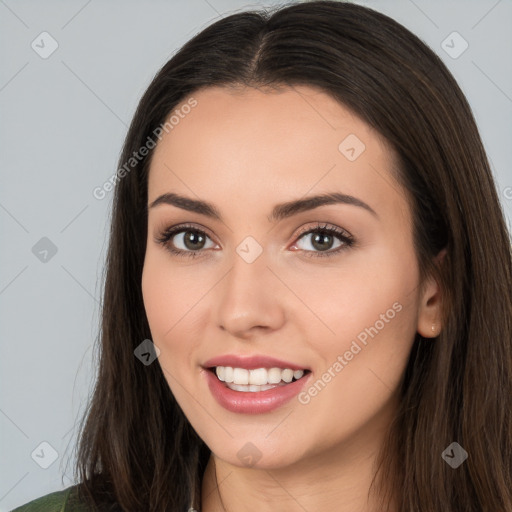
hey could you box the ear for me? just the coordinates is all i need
[417,249,446,338]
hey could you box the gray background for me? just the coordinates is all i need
[1,0,511,509]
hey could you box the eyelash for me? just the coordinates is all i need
[154,222,355,259]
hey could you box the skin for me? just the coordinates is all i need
[141,85,443,512]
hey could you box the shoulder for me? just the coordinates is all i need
[10,485,89,512]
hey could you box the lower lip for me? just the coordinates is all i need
[203,368,311,414]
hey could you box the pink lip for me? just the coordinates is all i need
[202,367,312,414]
[202,354,309,371]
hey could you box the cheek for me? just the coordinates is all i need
[291,243,419,395]
[141,251,186,359]
[296,248,419,417]
[291,243,418,346]
[142,249,198,337]
[141,249,210,382]
[327,273,416,347]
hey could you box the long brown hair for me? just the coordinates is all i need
[74,1,512,510]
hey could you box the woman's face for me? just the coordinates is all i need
[142,85,440,470]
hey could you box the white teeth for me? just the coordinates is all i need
[282,369,294,383]
[248,367,267,385]
[214,366,306,387]
[228,383,278,392]
[233,367,249,385]
[224,366,234,383]
[268,367,282,384]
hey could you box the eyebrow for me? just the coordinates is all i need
[148,192,378,222]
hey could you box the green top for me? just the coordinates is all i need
[10,485,89,512]
[11,485,196,511]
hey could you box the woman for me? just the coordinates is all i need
[13,1,512,511]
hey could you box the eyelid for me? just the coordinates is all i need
[154,222,218,245]
[293,222,353,241]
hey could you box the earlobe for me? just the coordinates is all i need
[417,249,446,338]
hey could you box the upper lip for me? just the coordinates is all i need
[202,354,310,371]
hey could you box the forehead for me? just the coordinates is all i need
[152,84,380,158]
[147,85,405,222]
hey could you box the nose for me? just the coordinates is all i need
[214,246,287,339]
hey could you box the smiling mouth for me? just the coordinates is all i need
[208,366,311,392]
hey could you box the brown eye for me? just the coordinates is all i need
[179,230,208,251]
[155,224,216,258]
[292,224,354,258]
